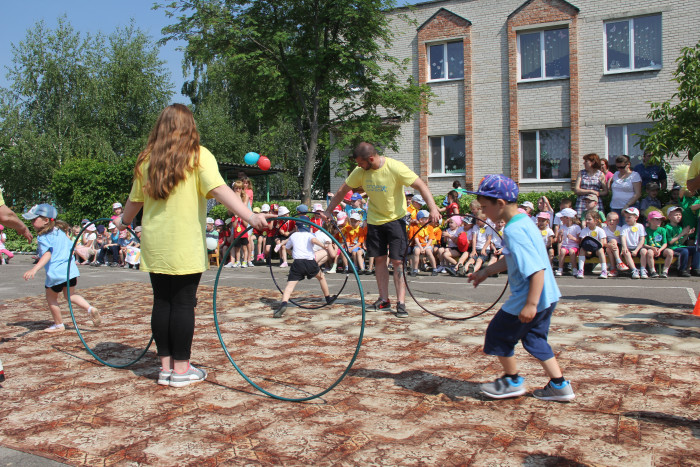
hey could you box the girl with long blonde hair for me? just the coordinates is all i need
[117,104,270,388]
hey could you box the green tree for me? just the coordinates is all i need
[0,17,173,208]
[160,0,431,203]
[640,41,700,162]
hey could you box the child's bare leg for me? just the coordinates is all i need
[62,286,91,312]
[426,249,436,268]
[45,289,63,325]
[280,247,288,263]
[357,250,365,269]
[639,249,648,270]
[368,256,375,271]
[411,248,421,270]
[558,249,566,270]
[497,356,518,375]
[623,250,635,269]
[473,258,484,273]
[569,251,577,270]
[596,248,606,267]
[663,249,674,272]
[281,280,298,302]
[539,356,564,379]
[316,271,330,297]
[315,249,329,265]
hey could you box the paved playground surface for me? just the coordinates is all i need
[0,278,699,465]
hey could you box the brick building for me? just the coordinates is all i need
[330,0,700,194]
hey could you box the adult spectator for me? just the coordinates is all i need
[600,158,614,185]
[574,153,608,216]
[634,151,667,191]
[324,142,440,318]
[609,155,642,216]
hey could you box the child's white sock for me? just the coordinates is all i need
[601,261,607,273]
[577,256,585,271]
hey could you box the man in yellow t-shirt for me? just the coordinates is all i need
[324,142,440,318]
[0,188,33,243]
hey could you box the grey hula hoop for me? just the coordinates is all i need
[213,216,366,401]
[67,218,153,368]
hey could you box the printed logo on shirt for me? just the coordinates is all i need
[365,184,387,193]
[614,230,620,236]
[654,233,663,242]
[479,228,485,234]
[631,226,638,233]
[591,231,597,237]
[541,230,548,236]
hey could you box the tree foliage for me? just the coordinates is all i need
[159,0,431,203]
[0,17,173,208]
[640,41,700,162]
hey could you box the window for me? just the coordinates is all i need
[605,15,662,73]
[606,123,653,167]
[518,28,569,81]
[428,41,464,81]
[430,135,465,174]
[521,129,571,180]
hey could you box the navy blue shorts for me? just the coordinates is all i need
[483,303,556,361]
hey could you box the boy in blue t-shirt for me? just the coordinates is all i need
[466,174,575,402]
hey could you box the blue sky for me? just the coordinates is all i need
[0,0,424,103]
[0,0,190,101]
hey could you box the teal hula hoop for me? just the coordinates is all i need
[66,217,153,368]
[213,216,365,401]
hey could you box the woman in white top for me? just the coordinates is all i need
[609,155,642,216]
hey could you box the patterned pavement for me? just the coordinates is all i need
[0,281,699,466]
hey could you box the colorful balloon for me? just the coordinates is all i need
[257,156,271,171]
[244,152,260,165]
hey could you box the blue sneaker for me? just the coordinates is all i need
[533,380,575,401]
[480,375,526,399]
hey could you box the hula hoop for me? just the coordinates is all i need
[67,217,153,368]
[213,216,366,401]
[266,214,349,309]
[403,214,509,321]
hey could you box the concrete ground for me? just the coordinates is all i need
[0,255,699,466]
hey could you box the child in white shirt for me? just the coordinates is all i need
[536,212,555,264]
[619,207,647,279]
[577,211,608,279]
[486,219,505,268]
[464,215,492,274]
[602,211,626,277]
[555,208,581,277]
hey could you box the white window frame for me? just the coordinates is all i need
[603,15,662,74]
[604,123,654,164]
[517,28,570,83]
[429,135,466,175]
[520,129,571,183]
[427,41,464,83]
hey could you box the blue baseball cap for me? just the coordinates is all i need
[416,210,429,220]
[465,174,519,203]
[22,203,58,220]
[296,216,311,232]
[351,193,363,201]
[296,204,309,213]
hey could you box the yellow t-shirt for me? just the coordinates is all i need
[128,146,225,274]
[345,158,418,225]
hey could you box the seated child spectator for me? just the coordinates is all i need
[439,190,460,216]
[536,212,555,264]
[640,182,662,219]
[0,225,12,265]
[342,212,367,273]
[662,184,682,216]
[643,210,673,278]
[467,199,482,223]
[328,211,348,274]
[438,216,464,273]
[576,211,608,279]
[409,210,436,276]
[665,206,699,277]
[554,208,580,277]
[346,194,367,222]
[518,201,535,220]
[95,222,121,266]
[464,214,492,276]
[602,211,627,277]
[74,224,97,265]
[552,198,574,245]
[311,204,324,232]
[117,230,135,267]
[582,194,606,222]
[125,226,141,269]
[487,219,506,269]
[619,207,647,279]
[227,215,250,268]
[205,217,219,254]
[272,206,294,268]
[274,220,334,318]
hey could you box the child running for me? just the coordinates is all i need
[274,219,334,318]
[467,175,574,401]
[22,204,101,333]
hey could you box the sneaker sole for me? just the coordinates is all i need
[533,392,575,402]
[480,387,527,399]
[169,377,206,388]
[157,376,171,386]
[395,312,408,318]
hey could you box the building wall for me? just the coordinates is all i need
[330,0,700,195]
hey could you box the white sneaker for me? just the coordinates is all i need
[224,262,234,268]
[280,262,288,268]
[555,269,563,276]
[232,261,241,268]
[241,262,247,268]
[328,265,337,274]
[640,269,648,279]
[599,270,608,279]
[575,271,584,279]
[274,244,281,253]
[247,261,254,267]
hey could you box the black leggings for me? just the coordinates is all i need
[149,272,202,360]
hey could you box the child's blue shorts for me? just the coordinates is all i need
[483,302,556,361]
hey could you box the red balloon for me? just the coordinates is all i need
[257,156,271,171]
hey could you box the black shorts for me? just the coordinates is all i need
[234,237,249,246]
[288,259,320,281]
[366,219,407,260]
[46,277,77,293]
